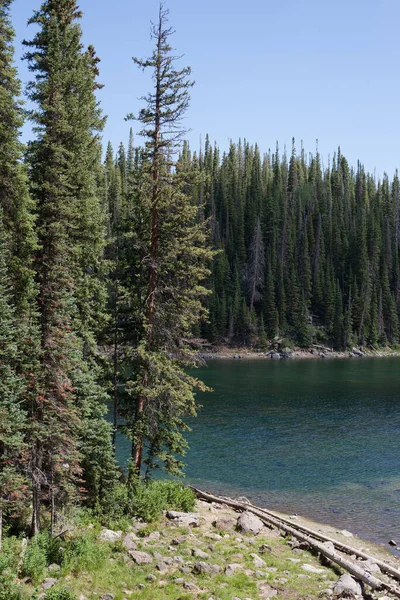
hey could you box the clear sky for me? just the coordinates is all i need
[10,0,400,178]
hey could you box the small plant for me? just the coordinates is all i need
[21,535,47,583]
[43,588,77,600]
[0,583,23,600]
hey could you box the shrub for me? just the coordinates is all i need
[130,480,195,522]
[62,533,108,575]
[21,535,47,583]
[0,583,23,600]
[43,588,77,600]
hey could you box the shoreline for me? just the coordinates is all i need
[199,345,400,361]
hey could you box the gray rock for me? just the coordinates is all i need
[333,574,362,596]
[147,531,160,541]
[301,563,326,574]
[361,559,381,574]
[173,555,184,564]
[78,595,88,600]
[99,595,115,600]
[174,577,185,584]
[47,563,61,572]
[225,563,243,575]
[122,533,138,551]
[183,581,201,592]
[156,561,168,573]
[271,353,281,359]
[339,529,353,538]
[213,517,236,531]
[191,548,209,559]
[98,528,122,542]
[172,535,187,545]
[193,561,221,575]
[251,553,266,568]
[257,581,278,599]
[320,590,333,597]
[41,579,57,591]
[322,541,335,554]
[146,574,157,581]
[166,510,200,527]
[236,511,264,535]
[128,550,153,565]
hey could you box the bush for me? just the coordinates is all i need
[21,531,63,583]
[0,582,23,600]
[130,480,195,522]
[62,533,108,575]
[43,588,77,600]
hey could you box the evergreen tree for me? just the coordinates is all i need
[123,5,213,479]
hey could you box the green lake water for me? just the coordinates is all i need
[115,357,400,551]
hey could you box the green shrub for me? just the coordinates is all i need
[0,582,23,600]
[21,535,47,583]
[130,480,195,522]
[43,588,77,600]
[62,533,108,575]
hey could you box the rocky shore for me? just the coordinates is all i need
[199,345,400,361]
[30,498,400,600]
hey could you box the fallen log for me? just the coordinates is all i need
[190,487,400,598]
[244,501,400,583]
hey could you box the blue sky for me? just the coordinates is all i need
[11,0,400,178]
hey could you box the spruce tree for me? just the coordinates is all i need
[123,5,212,479]
[24,0,116,532]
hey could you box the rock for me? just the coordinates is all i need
[333,574,362,596]
[99,595,115,600]
[122,533,138,551]
[128,550,153,565]
[156,561,168,573]
[236,511,264,535]
[47,563,61,572]
[148,531,160,541]
[322,541,335,554]
[259,543,272,553]
[166,510,200,527]
[99,529,122,542]
[213,517,236,531]
[193,561,221,575]
[361,559,381,574]
[41,578,57,591]
[236,496,251,504]
[288,557,301,563]
[172,535,187,545]
[78,595,88,600]
[225,563,243,575]
[389,539,397,546]
[320,590,333,597]
[257,581,278,599]
[301,563,326,574]
[183,582,201,592]
[173,555,184,564]
[271,353,281,359]
[191,547,209,559]
[146,574,157,581]
[340,529,353,538]
[250,553,266,568]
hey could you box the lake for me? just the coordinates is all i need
[115,357,400,552]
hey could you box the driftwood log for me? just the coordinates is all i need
[190,487,400,598]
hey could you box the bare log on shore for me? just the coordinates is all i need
[190,487,400,598]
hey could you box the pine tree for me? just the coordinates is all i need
[0,211,29,550]
[24,0,116,532]
[123,5,213,480]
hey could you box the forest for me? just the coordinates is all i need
[1,0,400,584]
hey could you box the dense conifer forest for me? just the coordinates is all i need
[1,0,400,577]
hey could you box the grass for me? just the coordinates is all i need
[4,500,342,600]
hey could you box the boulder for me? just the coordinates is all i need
[333,574,362,596]
[361,559,381,574]
[193,561,221,575]
[98,529,122,543]
[250,553,266,568]
[213,517,236,531]
[301,563,326,574]
[41,579,57,591]
[191,548,209,559]
[225,563,243,575]
[166,510,200,527]
[47,563,61,573]
[99,595,115,600]
[128,550,153,565]
[122,533,138,551]
[237,511,264,535]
